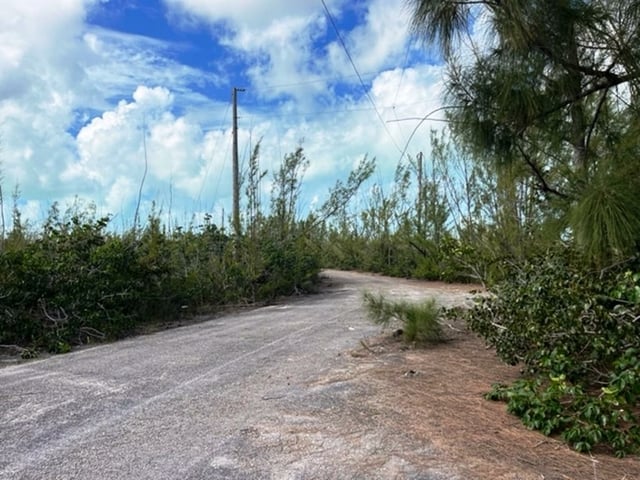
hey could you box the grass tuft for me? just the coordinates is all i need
[363,292,444,344]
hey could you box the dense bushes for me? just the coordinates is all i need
[0,144,342,355]
[322,228,482,283]
[467,247,640,456]
[0,207,320,355]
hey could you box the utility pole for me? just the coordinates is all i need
[232,87,245,237]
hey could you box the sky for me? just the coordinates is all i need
[0,0,449,230]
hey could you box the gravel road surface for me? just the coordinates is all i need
[0,270,475,480]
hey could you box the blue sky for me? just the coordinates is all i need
[0,0,448,230]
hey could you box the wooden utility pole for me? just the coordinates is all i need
[232,87,245,237]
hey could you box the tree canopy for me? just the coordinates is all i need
[408,0,640,262]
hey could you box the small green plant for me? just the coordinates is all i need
[363,292,444,344]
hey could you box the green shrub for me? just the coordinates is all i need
[363,292,444,344]
[0,206,322,354]
[468,246,640,456]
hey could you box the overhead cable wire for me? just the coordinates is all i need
[392,42,412,109]
[391,105,462,163]
[320,0,403,154]
[249,98,436,119]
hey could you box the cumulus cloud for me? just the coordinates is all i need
[104,176,138,218]
[0,0,97,198]
[163,0,341,30]
[0,1,92,92]
[69,85,233,217]
[0,0,224,225]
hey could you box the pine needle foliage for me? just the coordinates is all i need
[363,292,444,344]
[408,0,640,263]
[570,175,640,264]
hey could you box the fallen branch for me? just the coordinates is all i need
[39,299,68,327]
[79,326,106,340]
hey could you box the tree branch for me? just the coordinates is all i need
[515,142,568,199]
[585,89,609,155]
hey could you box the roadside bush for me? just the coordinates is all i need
[0,145,366,354]
[0,210,155,351]
[363,292,444,344]
[411,235,483,283]
[468,246,640,456]
[255,231,320,299]
[0,207,322,354]
[323,229,494,285]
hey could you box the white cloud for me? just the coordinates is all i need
[0,0,96,198]
[324,0,412,77]
[163,0,413,107]
[237,15,329,105]
[369,65,445,147]
[0,0,225,225]
[0,0,102,113]
[62,84,246,225]
[70,86,215,209]
[133,85,174,110]
[105,176,138,217]
[82,27,218,108]
[163,0,341,30]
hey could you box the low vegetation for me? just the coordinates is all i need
[0,206,320,357]
[468,247,640,456]
[363,292,444,344]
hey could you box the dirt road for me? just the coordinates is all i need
[1,270,638,479]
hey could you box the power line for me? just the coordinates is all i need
[391,106,461,163]
[392,43,413,109]
[392,45,413,148]
[320,0,403,154]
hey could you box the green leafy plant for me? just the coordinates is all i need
[468,246,640,456]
